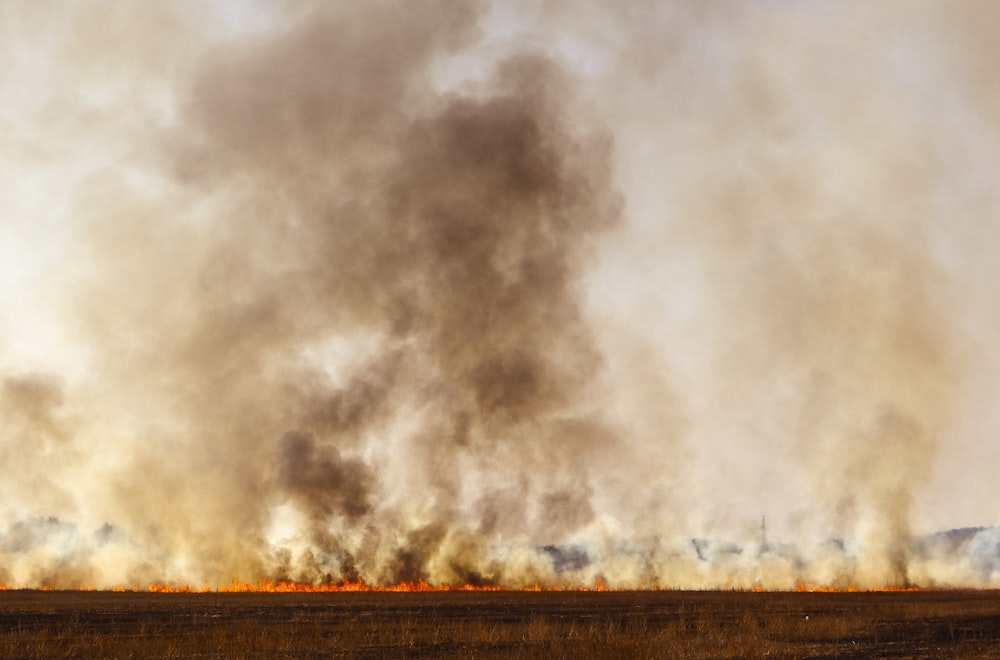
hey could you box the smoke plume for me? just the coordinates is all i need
[1,1,999,589]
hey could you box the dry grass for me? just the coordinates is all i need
[0,589,999,658]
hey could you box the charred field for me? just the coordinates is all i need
[2,590,1000,658]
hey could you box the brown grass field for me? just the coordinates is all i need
[1,589,999,658]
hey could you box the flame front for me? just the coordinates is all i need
[0,579,945,594]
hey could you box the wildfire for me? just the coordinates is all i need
[792,582,924,593]
[3,578,606,593]
[794,582,858,593]
[98,579,520,594]
[130,576,618,593]
[207,578,512,593]
[0,577,932,593]
[200,578,614,593]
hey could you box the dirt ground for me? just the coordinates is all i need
[1,589,999,658]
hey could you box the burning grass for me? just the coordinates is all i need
[1,589,999,658]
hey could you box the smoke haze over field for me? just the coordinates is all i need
[2,1,1000,589]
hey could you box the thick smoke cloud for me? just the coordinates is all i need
[1,1,998,589]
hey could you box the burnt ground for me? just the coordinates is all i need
[1,589,999,658]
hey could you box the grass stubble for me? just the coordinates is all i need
[0,589,999,658]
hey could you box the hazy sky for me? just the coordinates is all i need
[2,1,1000,589]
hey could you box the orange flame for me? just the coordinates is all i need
[90,576,619,593]
[0,579,623,593]
[0,577,932,593]
[118,578,509,594]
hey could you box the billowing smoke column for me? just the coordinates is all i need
[1,1,999,589]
